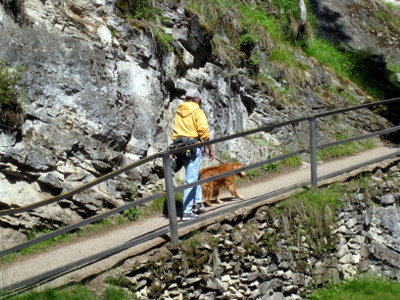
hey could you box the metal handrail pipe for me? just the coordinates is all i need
[0,154,162,216]
[2,98,399,217]
[317,125,400,150]
[0,225,170,294]
[165,116,309,156]
[0,192,164,258]
[177,181,310,228]
[314,97,400,119]
[174,148,308,193]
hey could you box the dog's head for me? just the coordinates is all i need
[231,163,246,177]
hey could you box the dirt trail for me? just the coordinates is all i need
[1,145,399,292]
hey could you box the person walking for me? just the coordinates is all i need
[171,90,214,221]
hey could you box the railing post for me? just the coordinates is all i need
[309,116,318,189]
[162,153,179,247]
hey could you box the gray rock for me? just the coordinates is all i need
[0,227,27,251]
[380,194,395,205]
[263,292,285,300]
[371,242,400,268]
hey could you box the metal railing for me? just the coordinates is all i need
[0,97,399,292]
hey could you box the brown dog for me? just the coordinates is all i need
[199,162,246,207]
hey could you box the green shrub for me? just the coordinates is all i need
[250,50,262,66]
[0,60,25,132]
[115,0,159,21]
[262,161,280,173]
[238,33,258,49]
[122,207,141,221]
[306,38,399,99]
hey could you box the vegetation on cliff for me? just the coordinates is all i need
[0,60,25,133]
[114,0,400,101]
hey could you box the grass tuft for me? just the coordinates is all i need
[264,184,343,255]
[308,275,400,300]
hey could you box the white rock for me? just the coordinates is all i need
[339,253,354,264]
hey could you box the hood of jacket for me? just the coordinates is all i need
[176,101,200,118]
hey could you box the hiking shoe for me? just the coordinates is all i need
[192,203,205,214]
[182,212,199,221]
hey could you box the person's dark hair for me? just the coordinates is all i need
[185,96,201,107]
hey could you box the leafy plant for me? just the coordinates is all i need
[262,161,280,173]
[122,206,141,221]
[247,168,262,180]
[250,50,263,66]
[0,59,25,132]
[238,33,258,50]
[124,183,139,201]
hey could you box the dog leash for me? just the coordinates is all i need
[200,147,225,164]
[212,157,225,164]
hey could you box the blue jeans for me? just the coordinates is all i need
[183,148,202,214]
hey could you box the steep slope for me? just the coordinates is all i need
[0,0,399,249]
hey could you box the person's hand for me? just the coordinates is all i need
[207,144,214,161]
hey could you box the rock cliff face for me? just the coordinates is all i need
[0,0,399,246]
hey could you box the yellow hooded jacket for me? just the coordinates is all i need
[172,101,211,141]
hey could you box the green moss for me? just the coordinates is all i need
[261,230,281,252]
[179,232,212,272]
